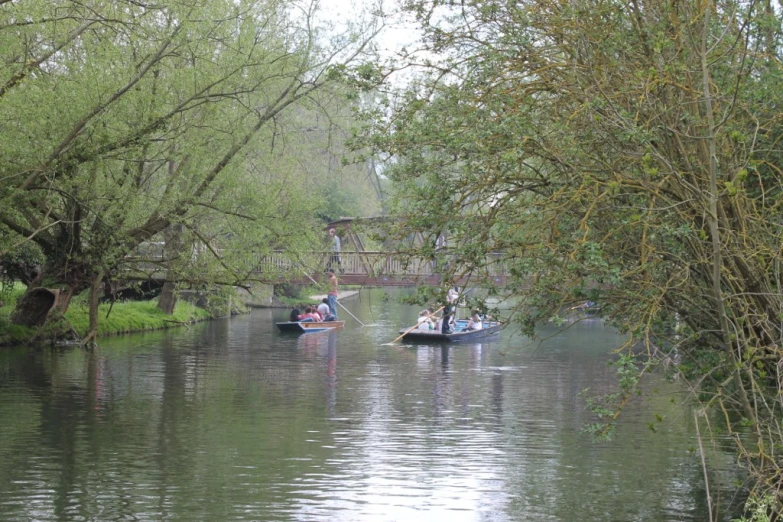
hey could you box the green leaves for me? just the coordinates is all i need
[0,0,383,321]
[359,0,783,506]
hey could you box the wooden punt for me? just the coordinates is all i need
[276,320,345,333]
[398,319,502,342]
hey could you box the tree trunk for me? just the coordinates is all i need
[157,281,177,315]
[10,288,58,327]
[10,262,91,327]
[10,283,83,327]
[699,0,756,430]
[82,271,103,348]
[157,220,183,315]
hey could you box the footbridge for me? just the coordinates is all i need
[256,250,508,287]
[125,217,509,287]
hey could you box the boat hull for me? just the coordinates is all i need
[399,320,502,342]
[276,320,345,333]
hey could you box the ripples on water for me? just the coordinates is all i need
[0,288,744,521]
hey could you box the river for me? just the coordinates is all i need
[0,288,744,521]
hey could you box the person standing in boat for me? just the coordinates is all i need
[440,289,456,334]
[447,286,460,323]
[440,286,460,334]
[327,270,339,319]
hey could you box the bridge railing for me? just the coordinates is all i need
[255,251,508,278]
[123,248,509,279]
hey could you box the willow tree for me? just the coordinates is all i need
[146,85,386,315]
[0,0,379,334]
[365,0,783,512]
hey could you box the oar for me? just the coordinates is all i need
[299,267,366,327]
[387,306,444,344]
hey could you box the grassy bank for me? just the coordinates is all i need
[274,284,323,307]
[0,283,35,343]
[274,283,363,307]
[64,300,211,337]
[0,283,211,345]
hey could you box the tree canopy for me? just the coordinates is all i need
[0,0,381,328]
[362,0,783,511]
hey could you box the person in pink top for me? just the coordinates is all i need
[299,306,322,322]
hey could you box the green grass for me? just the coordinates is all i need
[277,282,361,302]
[65,299,211,337]
[0,281,27,306]
[275,284,324,306]
[0,282,211,344]
[0,283,35,343]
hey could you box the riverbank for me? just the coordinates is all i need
[255,289,361,308]
[0,284,212,346]
[0,283,359,346]
[66,300,213,337]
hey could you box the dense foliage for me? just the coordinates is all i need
[362,0,783,513]
[0,0,381,333]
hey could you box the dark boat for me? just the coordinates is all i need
[276,320,345,333]
[398,319,502,342]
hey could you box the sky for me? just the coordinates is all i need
[316,0,422,59]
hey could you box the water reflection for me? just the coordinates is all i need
[0,289,745,521]
[326,332,337,415]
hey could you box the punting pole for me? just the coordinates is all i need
[299,268,366,327]
[386,306,444,345]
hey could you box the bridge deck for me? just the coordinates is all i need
[125,250,509,287]
[286,273,507,287]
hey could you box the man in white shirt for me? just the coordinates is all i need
[441,287,459,334]
[318,298,335,321]
[447,286,460,322]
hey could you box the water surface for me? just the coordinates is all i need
[0,288,742,520]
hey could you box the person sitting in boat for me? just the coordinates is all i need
[311,306,325,322]
[434,316,443,332]
[318,298,336,322]
[289,307,302,322]
[299,306,322,322]
[465,309,483,331]
[427,307,442,331]
[417,310,434,331]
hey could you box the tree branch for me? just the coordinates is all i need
[19,15,187,190]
